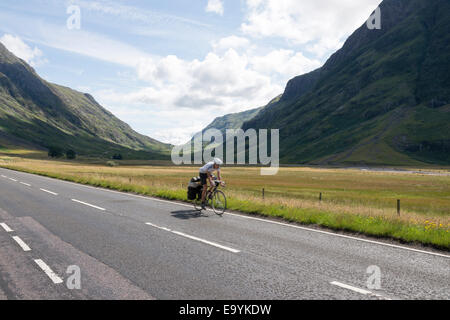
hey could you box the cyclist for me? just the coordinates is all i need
[199,158,224,209]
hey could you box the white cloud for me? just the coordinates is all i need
[96,37,321,144]
[241,0,382,58]
[212,36,250,53]
[206,0,225,16]
[33,25,152,67]
[107,48,282,113]
[151,126,204,146]
[250,49,321,79]
[0,34,47,66]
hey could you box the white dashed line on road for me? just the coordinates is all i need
[146,222,241,254]
[40,188,58,196]
[20,182,31,186]
[12,236,31,252]
[330,281,391,300]
[34,259,63,284]
[0,222,13,233]
[71,199,106,211]
[8,178,17,182]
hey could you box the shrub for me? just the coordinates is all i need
[66,150,77,160]
[48,146,64,158]
[106,161,119,167]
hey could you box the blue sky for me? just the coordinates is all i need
[0,0,381,144]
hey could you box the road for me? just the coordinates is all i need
[0,167,448,300]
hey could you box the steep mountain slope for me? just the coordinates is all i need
[243,0,450,165]
[0,42,170,159]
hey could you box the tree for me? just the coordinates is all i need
[66,150,77,160]
[48,146,64,158]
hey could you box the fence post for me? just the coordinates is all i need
[262,188,265,200]
[397,199,401,216]
[319,192,322,202]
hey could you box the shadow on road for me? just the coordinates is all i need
[171,210,206,220]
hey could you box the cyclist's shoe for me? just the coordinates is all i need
[201,202,207,210]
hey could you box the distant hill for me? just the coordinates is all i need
[192,95,281,142]
[188,96,282,159]
[199,106,264,136]
[0,42,171,159]
[242,0,450,166]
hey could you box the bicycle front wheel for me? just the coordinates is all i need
[211,190,227,216]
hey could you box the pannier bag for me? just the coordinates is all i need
[188,177,201,188]
[187,177,202,200]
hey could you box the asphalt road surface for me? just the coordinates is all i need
[0,167,448,300]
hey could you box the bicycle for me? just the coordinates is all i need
[193,179,227,216]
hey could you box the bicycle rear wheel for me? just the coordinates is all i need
[193,198,203,211]
[211,190,227,216]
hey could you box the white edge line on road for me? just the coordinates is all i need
[3,168,448,259]
[0,222,13,233]
[40,188,58,196]
[330,281,391,300]
[20,182,31,186]
[146,222,240,254]
[71,199,106,211]
[224,212,450,259]
[34,259,63,284]
[12,236,31,252]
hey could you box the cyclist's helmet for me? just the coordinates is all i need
[213,158,223,165]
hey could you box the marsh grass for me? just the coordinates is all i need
[1,157,448,249]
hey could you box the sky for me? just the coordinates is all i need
[0,0,382,145]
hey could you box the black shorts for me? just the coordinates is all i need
[199,173,208,186]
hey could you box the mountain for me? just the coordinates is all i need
[188,96,282,160]
[243,0,450,166]
[199,106,264,136]
[192,95,281,142]
[0,42,171,159]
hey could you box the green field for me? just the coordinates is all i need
[0,155,448,250]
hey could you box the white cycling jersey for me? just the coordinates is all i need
[199,162,220,174]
